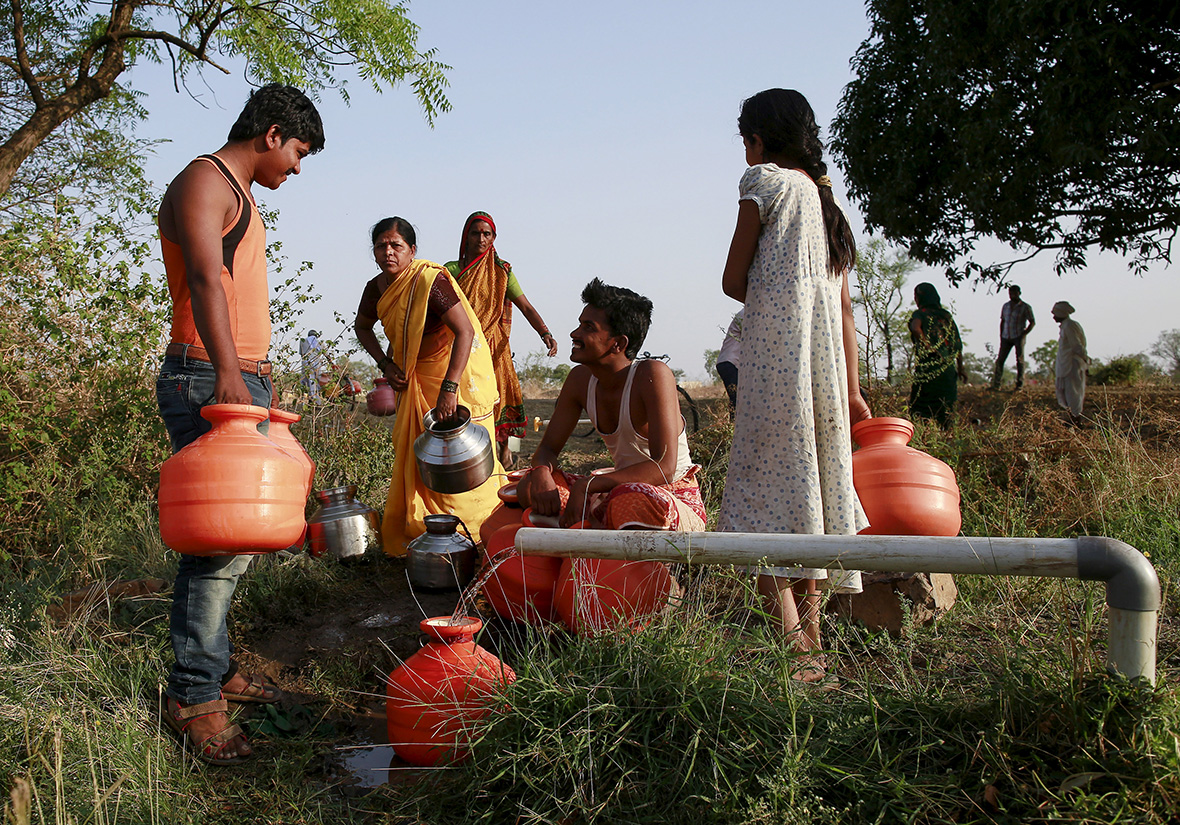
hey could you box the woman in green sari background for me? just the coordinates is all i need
[445,211,558,468]
[908,282,967,428]
[354,216,503,556]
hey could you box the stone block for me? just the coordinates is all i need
[827,571,958,635]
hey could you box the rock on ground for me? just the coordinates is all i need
[827,572,958,635]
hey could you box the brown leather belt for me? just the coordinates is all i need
[165,342,272,376]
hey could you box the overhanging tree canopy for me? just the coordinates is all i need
[831,0,1180,283]
[0,0,450,203]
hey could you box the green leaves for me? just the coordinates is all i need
[832,0,1180,284]
[0,0,451,205]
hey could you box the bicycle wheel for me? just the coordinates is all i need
[676,385,699,434]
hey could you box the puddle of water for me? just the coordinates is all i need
[342,742,398,788]
[340,703,396,788]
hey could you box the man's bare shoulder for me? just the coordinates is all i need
[633,358,676,389]
[560,364,593,402]
[159,159,237,239]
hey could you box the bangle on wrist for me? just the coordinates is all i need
[539,330,551,340]
[377,355,393,370]
[440,378,459,394]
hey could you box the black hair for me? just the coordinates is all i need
[738,88,855,274]
[227,84,325,153]
[370,216,417,247]
[914,282,942,309]
[580,278,653,360]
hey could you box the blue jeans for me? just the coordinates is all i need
[992,336,1026,388]
[156,354,273,704]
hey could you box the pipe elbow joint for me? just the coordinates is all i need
[1077,536,1161,612]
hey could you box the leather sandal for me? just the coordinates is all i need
[222,673,282,704]
[160,696,252,766]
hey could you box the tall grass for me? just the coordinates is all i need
[391,582,1179,824]
[3,380,1178,823]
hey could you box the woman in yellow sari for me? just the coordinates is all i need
[354,217,503,556]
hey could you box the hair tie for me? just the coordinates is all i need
[815,175,833,188]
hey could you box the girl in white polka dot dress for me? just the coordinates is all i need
[718,89,872,679]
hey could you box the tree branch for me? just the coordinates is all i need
[95,29,231,74]
[9,0,45,107]
[0,56,70,85]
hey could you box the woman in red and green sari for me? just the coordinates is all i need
[908,282,968,428]
[445,212,558,468]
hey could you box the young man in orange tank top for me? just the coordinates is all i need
[517,278,706,532]
[155,85,323,765]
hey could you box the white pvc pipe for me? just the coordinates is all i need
[1107,608,1157,683]
[515,529,1159,684]
[533,417,592,431]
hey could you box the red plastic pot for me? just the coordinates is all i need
[385,616,516,766]
[478,503,524,548]
[482,523,563,625]
[851,417,961,536]
[551,509,672,636]
[366,377,397,416]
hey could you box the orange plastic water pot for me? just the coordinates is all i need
[478,503,524,547]
[158,404,308,555]
[553,521,673,635]
[482,523,563,625]
[385,616,516,766]
[268,408,315,495]
[851,417,961,537]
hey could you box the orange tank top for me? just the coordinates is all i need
[162,154,270,361]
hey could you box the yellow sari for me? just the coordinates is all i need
[376,259,503,556]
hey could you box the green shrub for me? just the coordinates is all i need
[1091,354,1152,385]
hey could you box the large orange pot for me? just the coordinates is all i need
[478,503,523,547]
[554,535,673,636]
[482,523,563,625]
[268,408,315,495]
[477,470,530,546]
[385,616,516,767]
[366,377,397,416]
[158,404,307,555]
[851,417,961,536]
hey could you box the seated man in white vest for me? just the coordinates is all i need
[517,278,705,532]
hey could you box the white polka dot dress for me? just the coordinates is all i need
[717,165,867,592]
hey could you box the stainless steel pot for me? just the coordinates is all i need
[407,514,476,591]
[307,485,381,560]
[413,405,494,494]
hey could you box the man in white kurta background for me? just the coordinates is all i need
[1053,301,1088,421]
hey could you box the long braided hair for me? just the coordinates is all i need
[738,89,856,274]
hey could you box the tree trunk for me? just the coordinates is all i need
[0,77,118,199]
[0,2,131,202]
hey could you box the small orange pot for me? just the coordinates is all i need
[385,616,516,766]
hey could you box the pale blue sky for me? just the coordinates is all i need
[129,0,1176,380]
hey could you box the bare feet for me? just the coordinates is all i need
[498,443,515,469]
[790,654,828,684]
